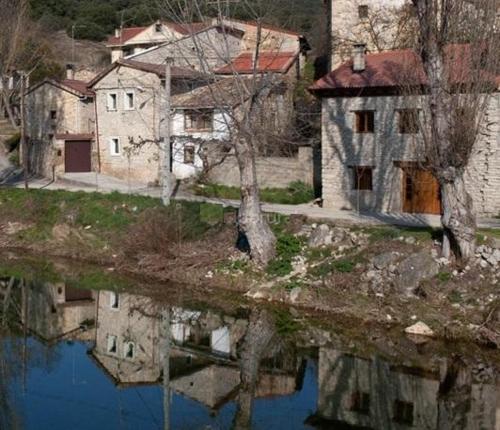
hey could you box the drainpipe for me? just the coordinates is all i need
[93,95,101,173]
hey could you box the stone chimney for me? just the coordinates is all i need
[115,28,121,38]
[352,43,367,72]
[66,64,75,80]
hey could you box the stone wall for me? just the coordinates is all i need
[328,0,408,69]
[321,94,500,216]
[208,146,314,188]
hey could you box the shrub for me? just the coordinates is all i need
[266,233,302,277]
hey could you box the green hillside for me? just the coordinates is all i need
[30,0,323,42]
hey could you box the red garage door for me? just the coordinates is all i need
[65,140,91,172]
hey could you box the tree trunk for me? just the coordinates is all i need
[1,86,17,130]
[233,309,276,430]
[440,173,477,262]
[234,137,276,266]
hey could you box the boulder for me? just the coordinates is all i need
[395,251,439,296]
[308,224,332,248]
[289,287,302,304]
[372,252,400,270]
[405,321,435,337]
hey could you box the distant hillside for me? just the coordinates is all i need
[30,0,324,43]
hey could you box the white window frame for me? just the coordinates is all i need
[107,92,118,111]
[109,137,121,156]
[124,90,135,111]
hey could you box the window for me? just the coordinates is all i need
[124,91,135,110]
[155,23,162,32]
[185,109,214,131]
[109,137,121,156]
[107,335,117,354]
[50,110,57,120]
[124,342,135,359]
[353,166,373,190]
[109,291,120,309]
[184,146,195,164]
[398,109,419,134]
[107,93,118,111]
[350,391,370,415]
[358,5,369,19]
[393,400,414,425]
[354,111,375,133]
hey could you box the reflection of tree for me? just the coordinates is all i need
[0,336,23,429]
[232,309,279,430]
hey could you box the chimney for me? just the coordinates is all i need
[66,64,75,80]
[352,43,366,72]
[115,28,121,38]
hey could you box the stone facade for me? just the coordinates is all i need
[321,94,500,216]
[327,0,408,69]
[26,80,96,178]
[128,26,243,71]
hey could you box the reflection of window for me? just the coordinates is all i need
[184,146,195,164]
[124,342,135,359]
[354,111,375,133]
[350,391,370,415]
[107,93,117,111]
[393,400,414,425]
[398,109,419,134]
[185,109,214,131]
[107,335,117,354]
[358,5,369,19]
[352,166,373,190]
[109,291,119,309]
[109,137,121,156]
[124,91,135,110]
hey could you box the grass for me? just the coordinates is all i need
[362,226,440,244]
[308,258,356,278]
[192,181,315,205]
[266,233,303,277]
[0,188,222,244]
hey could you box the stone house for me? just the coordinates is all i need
[26,66,96,178]
[127,24,244,71]
[310,47,500,216]
[325,0,408,69]
[88,59,208,184]
[106,21,210,62]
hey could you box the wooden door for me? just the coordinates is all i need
[65,140,91,173]
[403,168,442,215]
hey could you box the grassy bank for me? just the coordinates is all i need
[191,181,315,205]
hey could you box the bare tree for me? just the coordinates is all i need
[149,0,313,265]
[409,0,499,261]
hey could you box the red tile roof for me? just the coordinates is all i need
[61,79,94,97]
[167,22,211,35]
[310,45,500,95]
[106,27,148,46]
[215,51,298,75]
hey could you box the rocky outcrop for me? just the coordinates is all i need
[395,251,440,296]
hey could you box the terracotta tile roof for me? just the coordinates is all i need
[167,22,211,35]
[228,18,302,37]
[310,45,500,95]
[61,79,95,97]
[215,51,298,75]
[106,27,148,46]
[55,133,94,141]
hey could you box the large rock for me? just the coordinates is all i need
[405,321,435,337]
[372,252,401,270]
[308,224,332,248]
[395,251,439,296]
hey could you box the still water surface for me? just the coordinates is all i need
[0,271,498,429]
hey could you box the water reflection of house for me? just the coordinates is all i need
[311,348,499,430]
[90,291,164,386]
[25,282,96,344]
